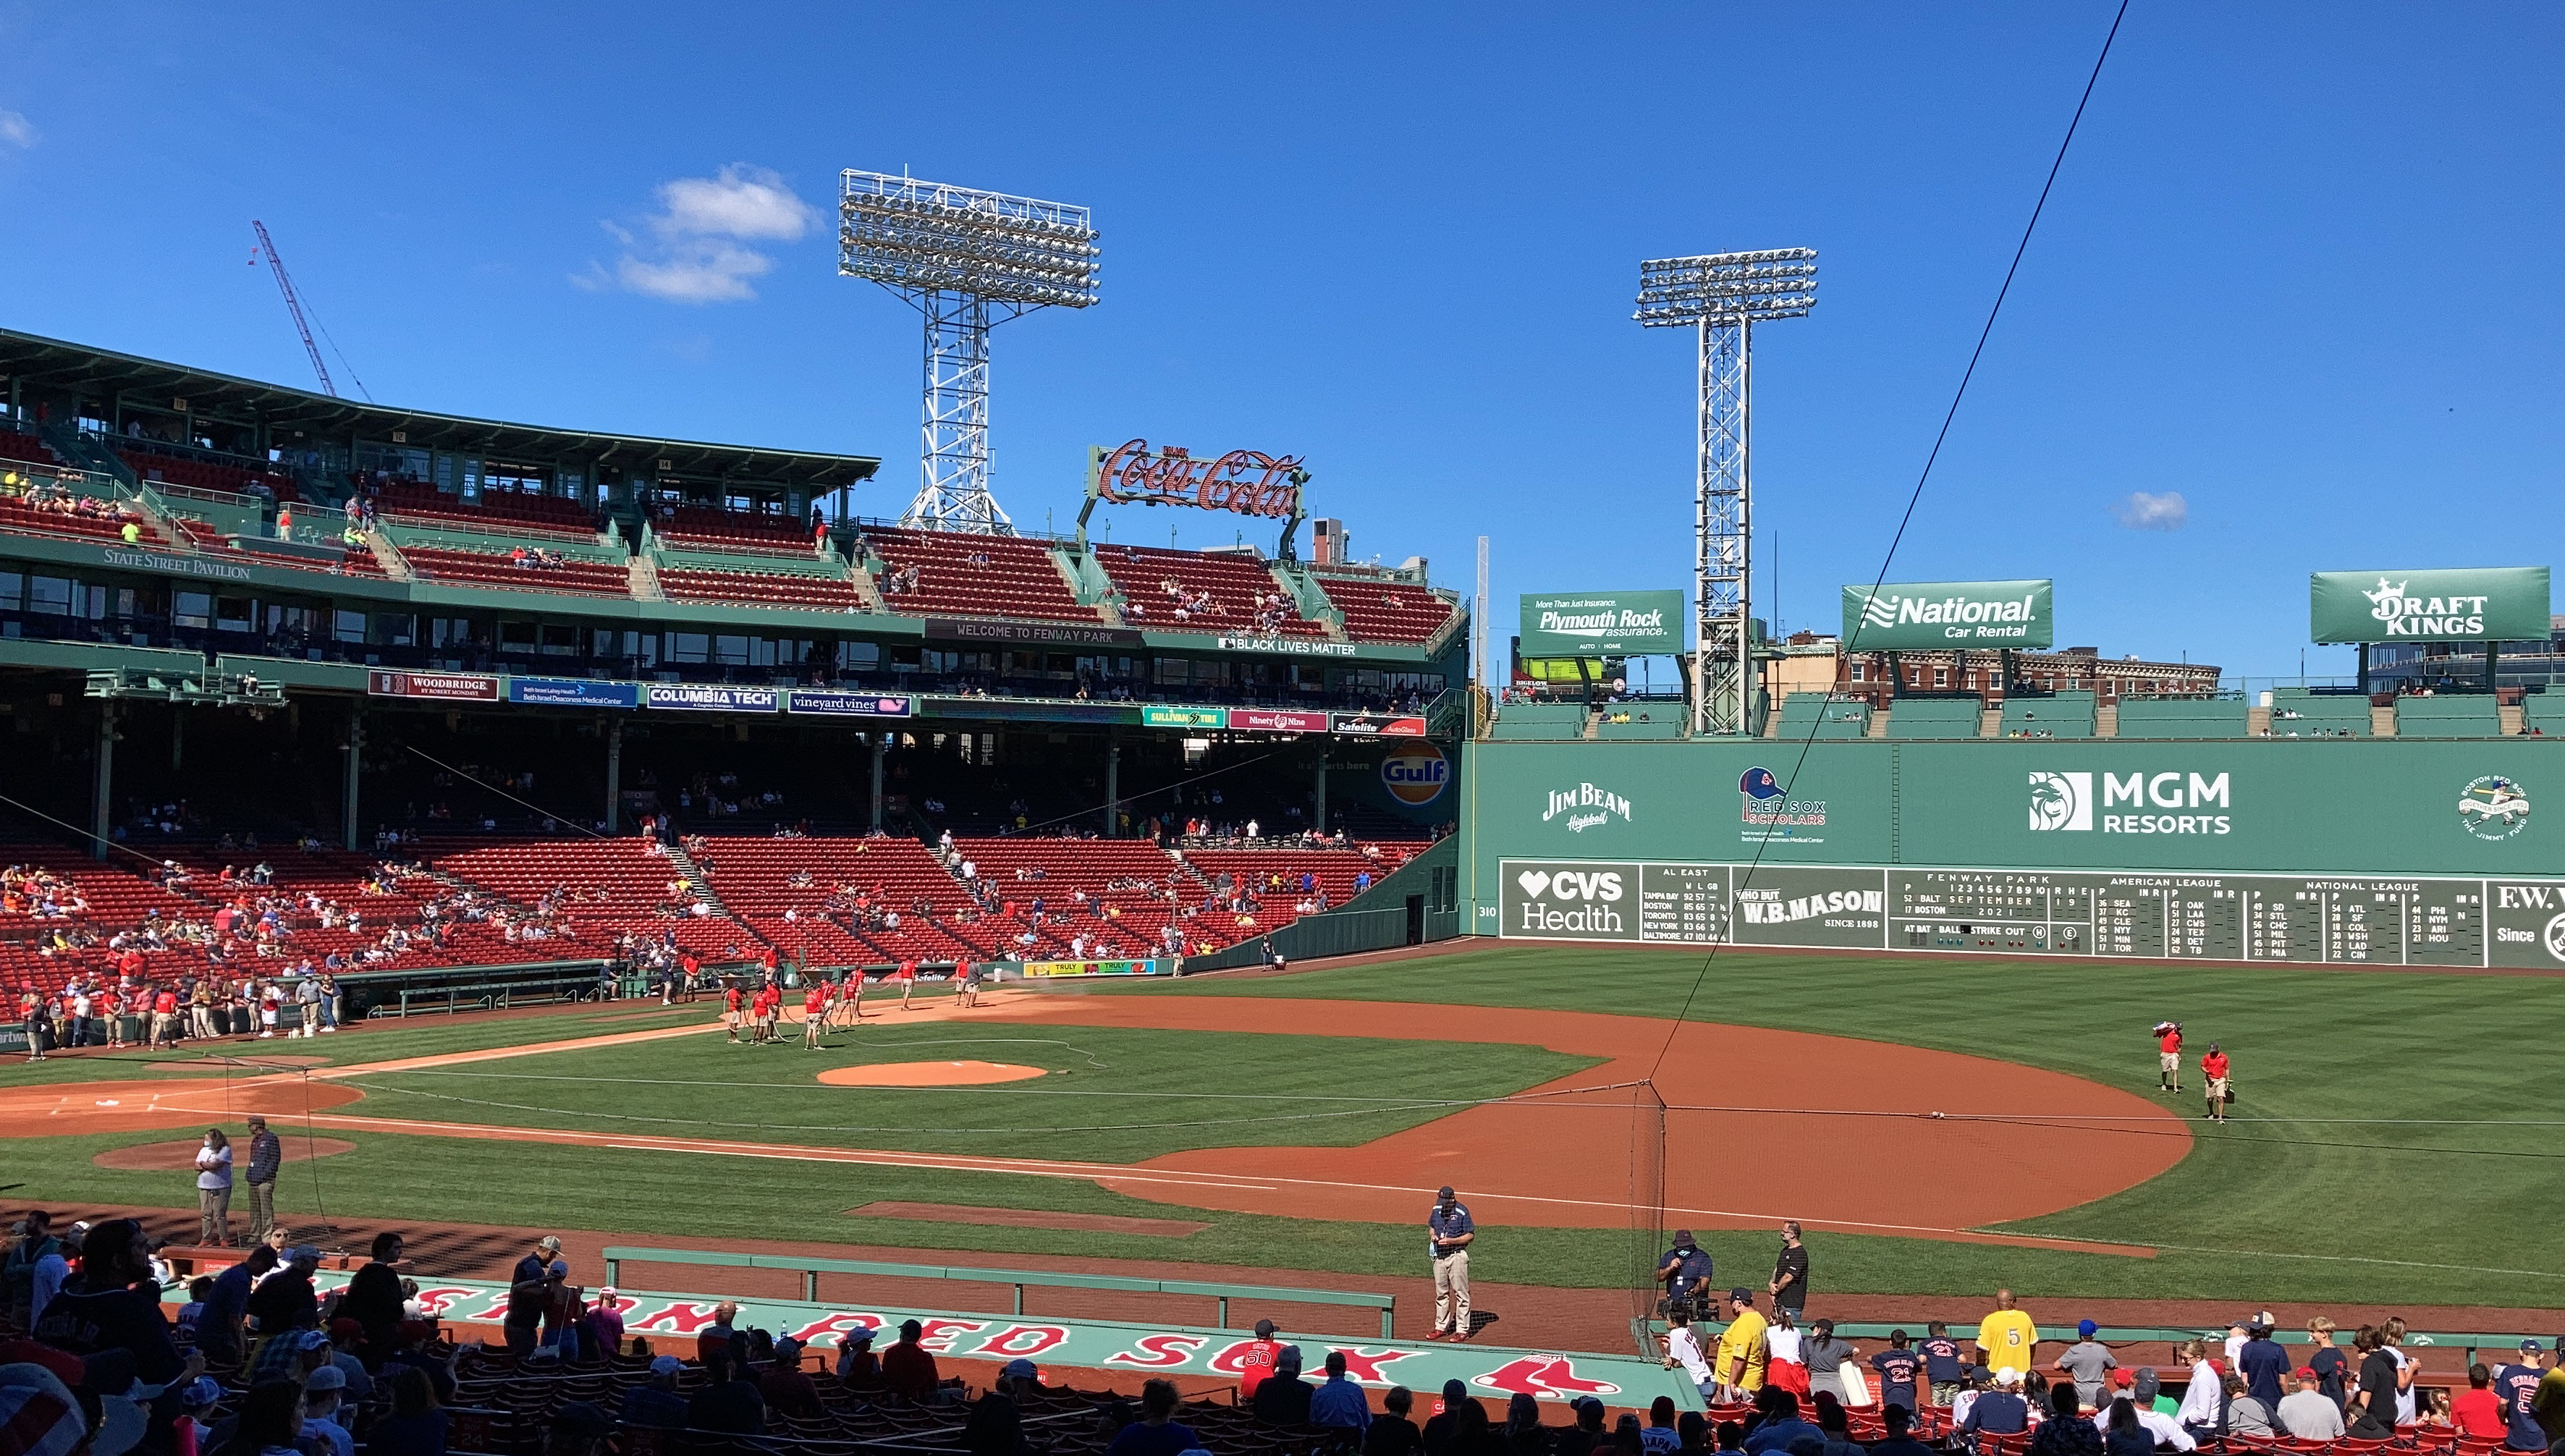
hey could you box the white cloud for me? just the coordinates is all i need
[0,110,35,150]
[585,164,819,305]
[2110,491,2188,530]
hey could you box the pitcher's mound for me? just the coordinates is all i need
[818,1061,1047,1087]
[94,1136,356,1171]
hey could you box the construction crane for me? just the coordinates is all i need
[249,221,368,400]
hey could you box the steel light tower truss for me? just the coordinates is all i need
[1635,248,1817,736]
[840,170,1102,533]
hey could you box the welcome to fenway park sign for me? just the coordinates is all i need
[1087,439,1306,520]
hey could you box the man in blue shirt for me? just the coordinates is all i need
[2492,1342,2548,1452]
[1657,1229,1714,1318]
[1310,1350,1372,1434]
[2238,1320,2290,1410]
[1962,1369,2032,1438]
[1428,1187,1476,1342]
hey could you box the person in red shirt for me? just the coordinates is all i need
[896,960,917,1011]
[1237,1319,1282,1397]
[723,981,745,1044]
[153,986,182,1048]
[878,1319,940,1400]
[2200,1043,2231,1123]
[842,970,864,1025]
[2154,1021,2183,1093]
[802,983,827,1049]
[2451,1364,2507,1442]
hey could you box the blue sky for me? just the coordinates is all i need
[1,3,2558,677]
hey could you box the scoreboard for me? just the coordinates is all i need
[1498,859,2565,968]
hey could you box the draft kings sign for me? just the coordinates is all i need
[2310,567,2551,643]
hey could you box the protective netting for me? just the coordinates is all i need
[1626,1078,1669,1353]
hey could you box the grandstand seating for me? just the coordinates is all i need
[658,563,866,613]
[1775,695,1872,739]
[688,835,982,967]
[1997,690,2095,738]
[429,838,748,959]
[1884,696,1985,739]
[2114,697,2251,739]
[861,528,1097,623]
[0,492,136,543]
[1314,576,1455,644]
[952,837,1205,959]
[402,543,632,597]
[2391,693,2505,737]
[1089,543,1329,637]
[374,481,599,538]
[1183,845,1418,918]
[658,505,819,555]
[2524,691,2565,735]
[1490,701,1590,741]
[227,537,391,577]
[1593,707,1683,739]
[2264,689,2373,737]
[119,448,297,501]
[0,429,54,464]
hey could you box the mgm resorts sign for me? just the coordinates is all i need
[1842,580,2054,651]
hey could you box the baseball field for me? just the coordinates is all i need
[6,942,2560,1321]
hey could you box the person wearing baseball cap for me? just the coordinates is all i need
[1714,1288,1769,1404]
[302,1364,355,1456]
[2238,1316,2288,1411]
[1238,1319,1283,1399]
[2276,1366,2344,1442]
[2055,1321,2116,1410]
[2491,1341,2548,1452]
[620,1355,690,1429]
[503,1236,562,1358]
[1427,1188,1474,1342]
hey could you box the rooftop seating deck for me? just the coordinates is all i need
[1313,575,1454,644]
[861,527,1098,624]
[1090,542,1327,637]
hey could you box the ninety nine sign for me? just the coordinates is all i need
[1843,580,2054,651]
[1089,439,1304,520]
[1229,709,1327,734]
[368,671,498,701]
[1518,591,1684,656]
[2310,567,2552,644]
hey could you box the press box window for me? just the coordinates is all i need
[170,590,211,628]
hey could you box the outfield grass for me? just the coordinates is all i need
[332,1022,1597,1161]
[7,947,2562,1306]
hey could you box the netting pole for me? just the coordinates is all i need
[1628,1078,1669,1356]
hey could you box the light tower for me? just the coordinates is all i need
[840,170,1102,533]
[1635,247,1817,737]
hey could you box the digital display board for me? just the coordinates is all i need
[1498,858,2559,968]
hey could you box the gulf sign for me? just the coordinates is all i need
[1382,741,1450,806]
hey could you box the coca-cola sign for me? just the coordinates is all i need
[1091,438,1304,520]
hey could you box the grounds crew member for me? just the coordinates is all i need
[1427,1185,1474,1342]
[2201,1043,2231,1124]
[2153,1021,2183,1093]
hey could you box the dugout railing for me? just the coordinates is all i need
[598,1245,1397,1339]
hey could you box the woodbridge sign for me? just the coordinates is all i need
[1842,580,2053,651]
[2310,567,2551,643]
[1518,591,1683,656]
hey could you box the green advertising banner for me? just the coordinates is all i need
[1841,580,2053,650]
[1518,591,1684,656]
[2310,567,2551,643]
[1141,705,1227,728]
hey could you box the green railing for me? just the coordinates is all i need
[598,1245,1396,1338]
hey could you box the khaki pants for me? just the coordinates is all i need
[247,1180,276,1240]
[1432,1250,1471,1335]
[199,1185,231,1245]
[191,1006,217,1039]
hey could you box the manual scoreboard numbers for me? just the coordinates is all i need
[1500,859,2534,967]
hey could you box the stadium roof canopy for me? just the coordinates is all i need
[0,327,880,491]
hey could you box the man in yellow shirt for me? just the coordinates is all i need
[1975,1288,2039,1378]
[1715,1287,1770,1403]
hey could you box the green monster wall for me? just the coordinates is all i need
[1458,738,2565,968]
